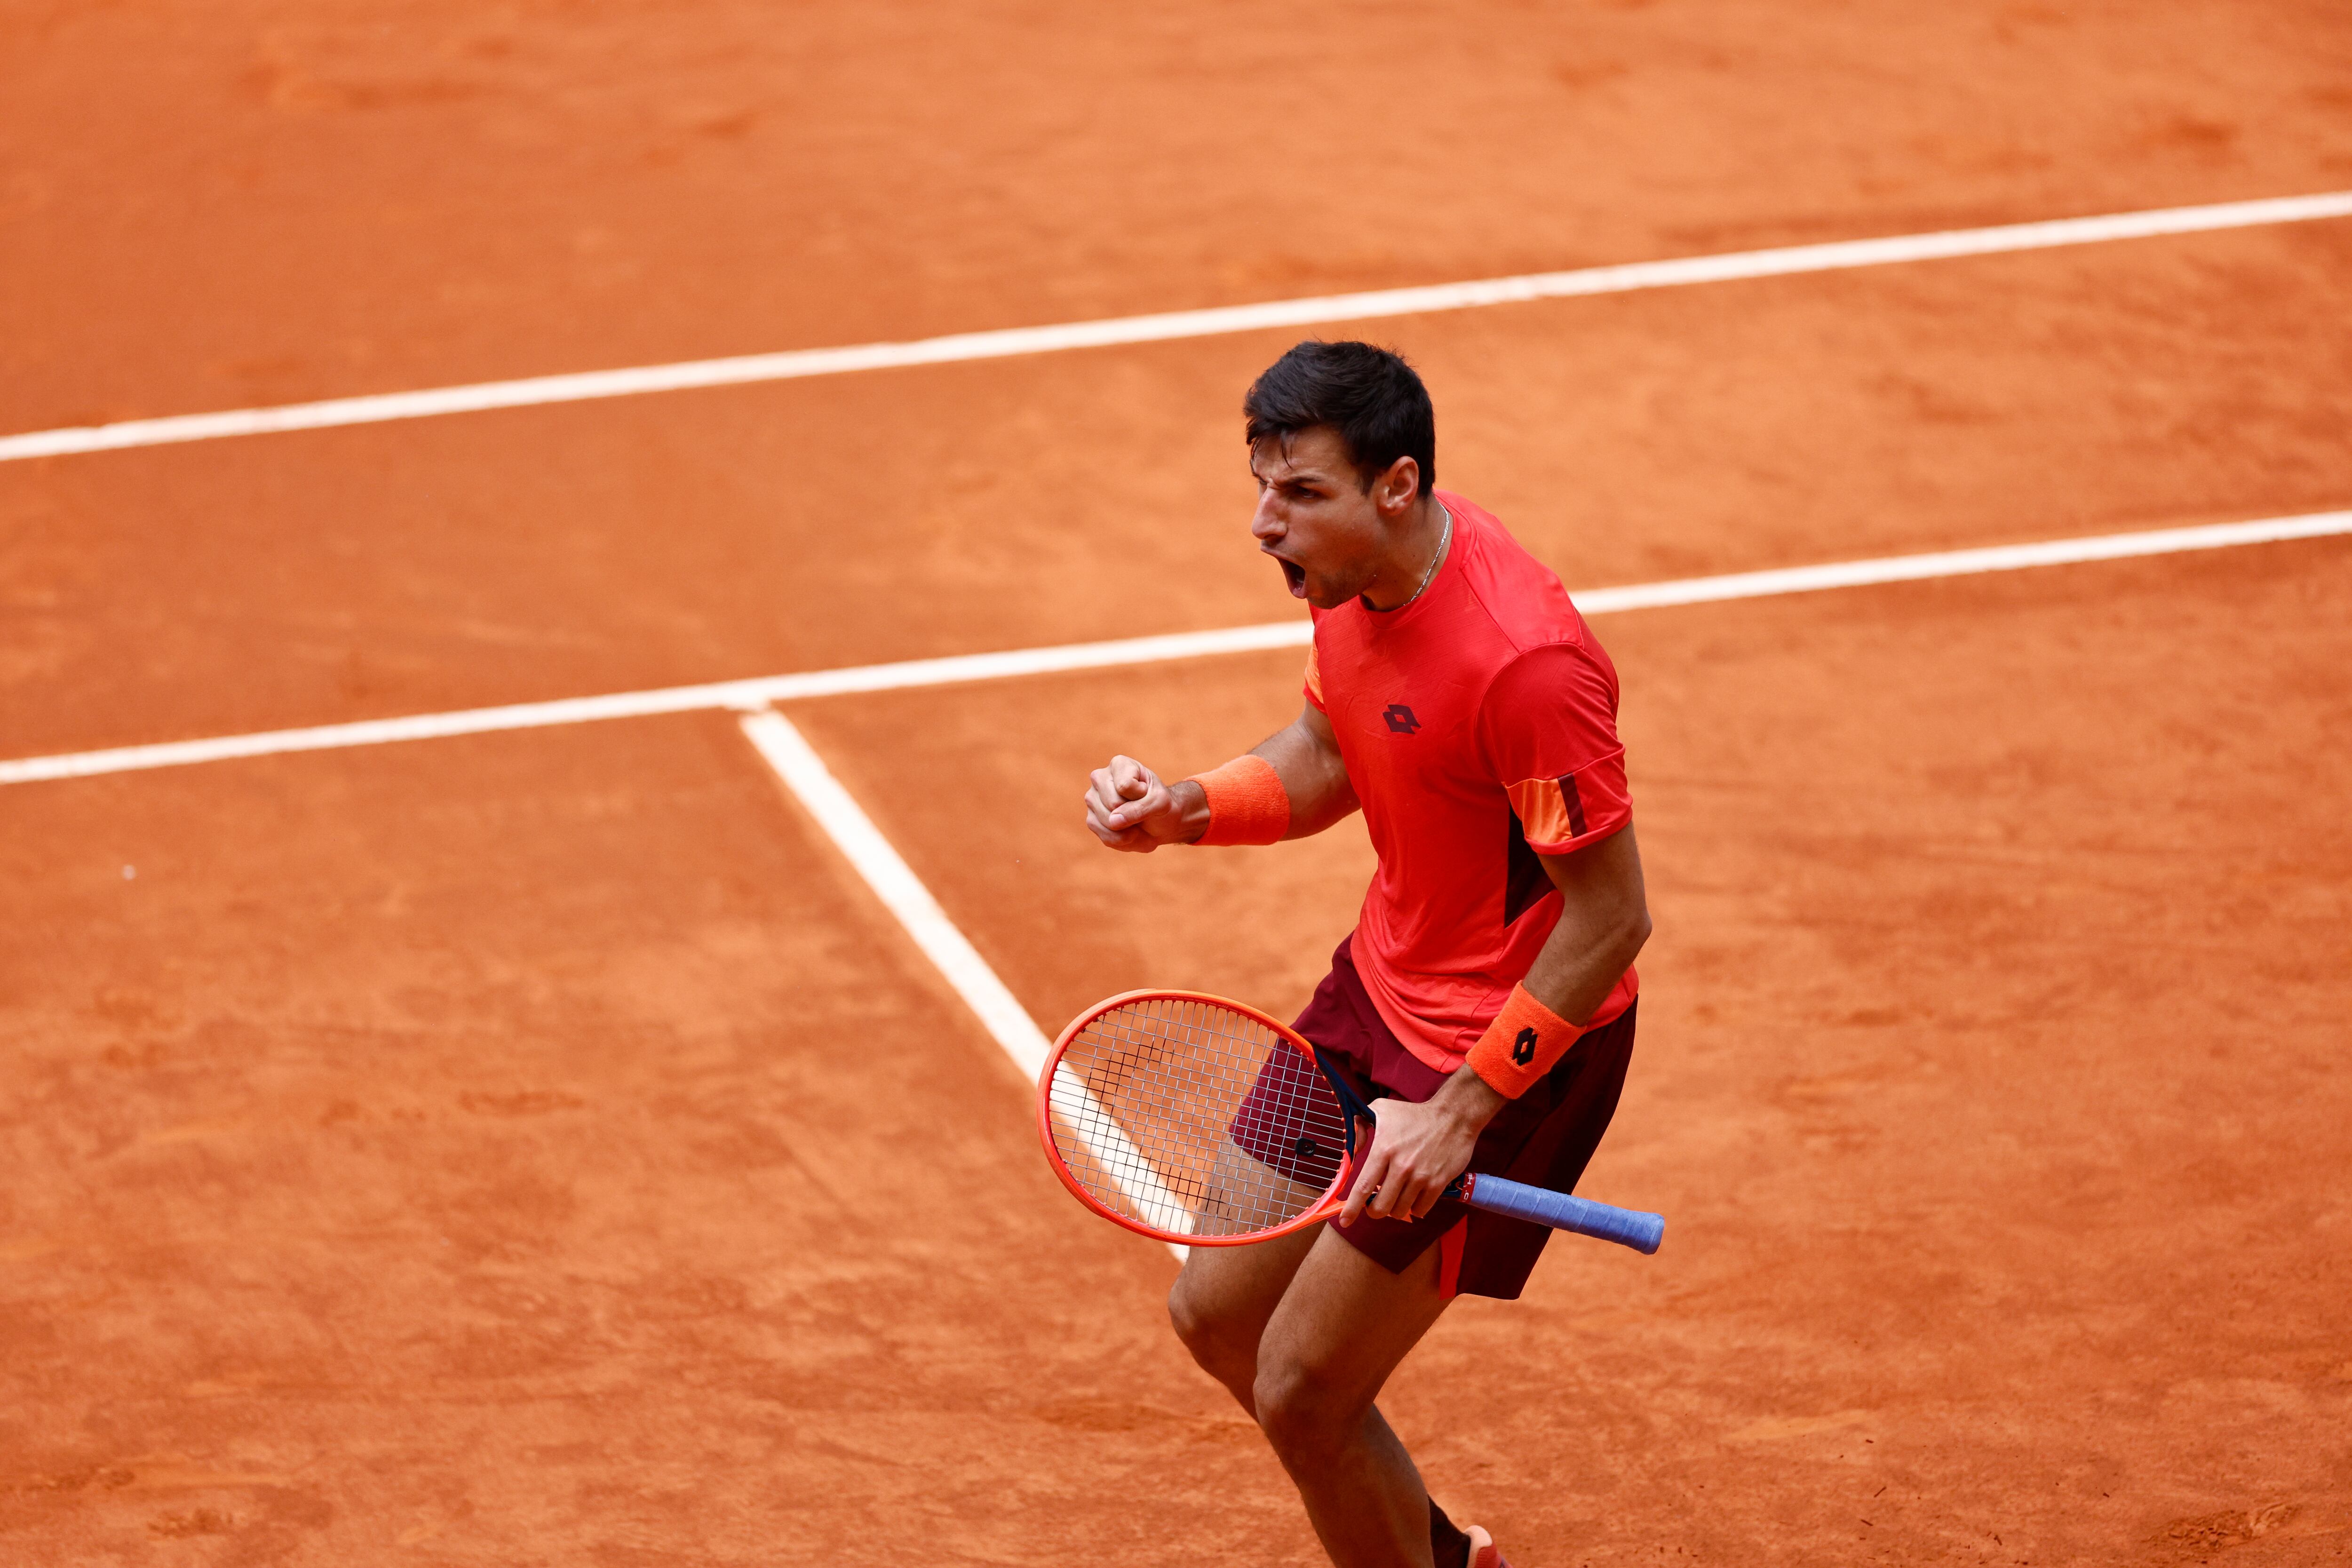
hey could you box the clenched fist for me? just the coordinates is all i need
[1083,755,1208,852]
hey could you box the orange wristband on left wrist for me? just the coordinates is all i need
[1466,984,1584,1098]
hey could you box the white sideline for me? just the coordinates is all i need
[3,509,2347,788]
[4,191,2349,464]
[737,708,1190,1261]
[737,709,1056,1081]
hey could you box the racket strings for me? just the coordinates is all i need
[1048,996,1350,1241]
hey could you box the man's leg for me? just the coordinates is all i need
[1253,1226,1454,1568]
[1165,1222,1321,1412]
[1167,1137,1332,1409]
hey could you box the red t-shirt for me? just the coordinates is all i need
[1304,491,1637,1074]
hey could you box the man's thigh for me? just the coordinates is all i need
[1197,1135,1329,1240]
[1171,1218,1322,1355]
[1258,1224,1453,1412]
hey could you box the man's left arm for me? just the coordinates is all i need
[1340,825,1651,1224]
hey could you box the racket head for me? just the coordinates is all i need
[1036,990,1366,1247]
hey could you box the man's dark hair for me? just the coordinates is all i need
[1243,340,1435,497]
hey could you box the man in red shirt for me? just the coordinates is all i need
[1083,341,1652,1568]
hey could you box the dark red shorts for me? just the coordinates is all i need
[1295,936,1636,1300]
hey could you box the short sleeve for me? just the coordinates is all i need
[1481,641,1630,853]
[1303,642,1325,710]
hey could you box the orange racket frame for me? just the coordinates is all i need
[1035,988,1357,1247]
[1036,988,1669,1257]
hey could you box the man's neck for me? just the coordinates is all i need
[1359,495,1452,612]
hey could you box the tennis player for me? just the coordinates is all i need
[1082,341,1651,1568]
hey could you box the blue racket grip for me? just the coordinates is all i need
[1448,1173,1664,1255]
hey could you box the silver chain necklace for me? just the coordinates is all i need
[1398,505,1453,608]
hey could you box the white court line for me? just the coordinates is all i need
[737,708,1190,1260]
[737,709,1057,1081]
[4,191,2349,464]
[3,509,2346,788]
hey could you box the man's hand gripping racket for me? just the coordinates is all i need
[1035,990,1664,1254]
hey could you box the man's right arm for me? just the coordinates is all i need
[1083,703,1357,853]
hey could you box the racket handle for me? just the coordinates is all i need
[1451,1173,1664,1255]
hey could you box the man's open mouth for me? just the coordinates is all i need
[1276,557,1307,597]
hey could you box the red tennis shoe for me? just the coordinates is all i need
[1463,1524,1514,1568]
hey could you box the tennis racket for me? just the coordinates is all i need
[1036,989,1663,1254]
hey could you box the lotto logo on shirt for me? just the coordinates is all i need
[1383,704,1421,734]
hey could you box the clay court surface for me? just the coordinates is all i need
[5,4,2352,1564]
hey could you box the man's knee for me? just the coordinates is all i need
[1167,1269,1250,1377]
[1253,1344,1359,1461]
[1165,1272,1213,1355]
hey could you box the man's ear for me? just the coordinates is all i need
[1373,456,1421,516]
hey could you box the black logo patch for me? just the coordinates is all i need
[1510,1027,1539,1067]
[1383,703,1421,734]
[1293,1136,1321,1160]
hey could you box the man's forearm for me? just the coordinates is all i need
[1253,717,1357,838]
[1520,893,1650,1025]
[1156,719,1352,845]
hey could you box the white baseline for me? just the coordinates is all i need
[3,509,2345,788]
[4,191,2349,465]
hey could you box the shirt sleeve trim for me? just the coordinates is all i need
[1507,750,1629,852]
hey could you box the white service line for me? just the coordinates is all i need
[737,708,1189,1261]
[1567,509,2352,613]
[3,509,2347,788]
[5,190,2349,464]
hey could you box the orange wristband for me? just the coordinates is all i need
[1188,755,1290,846]
[1466,984,1584,1098]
